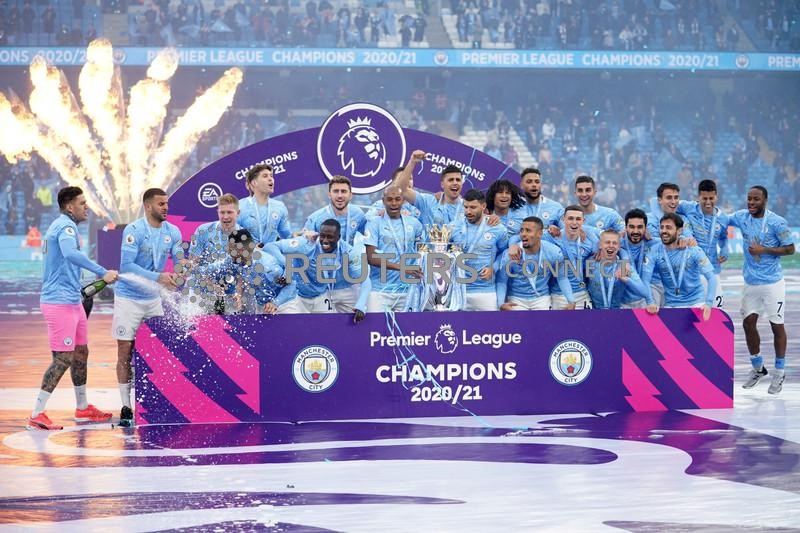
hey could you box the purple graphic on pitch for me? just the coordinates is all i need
[24,414,800,496]
[0,491,461,525]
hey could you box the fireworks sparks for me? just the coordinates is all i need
[149,67,244,194]
[0,40,243,223]
[79,39,127,214]
[0,92,37,163]
[125,48,178,219]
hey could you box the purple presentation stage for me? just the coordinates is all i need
[127,102,733,425]
[133,308,734,425]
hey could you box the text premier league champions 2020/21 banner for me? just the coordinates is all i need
[133,309,733,425]
[1,47,800,71]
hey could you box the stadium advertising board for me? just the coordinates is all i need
[1,47,799,71]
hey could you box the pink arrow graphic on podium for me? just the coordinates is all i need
[191,315,261,414]
[137,323,238,423]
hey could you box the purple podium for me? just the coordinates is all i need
[133,308,734,425]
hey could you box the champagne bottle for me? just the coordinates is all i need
[82,296,94,319]
[81,279,107,299]
[213,297,226,315]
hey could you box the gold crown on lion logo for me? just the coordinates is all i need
[346,116,373,129]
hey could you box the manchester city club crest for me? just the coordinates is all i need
[292,345,339,393]
[735,54,750,69]
[316,103,406,194]
[549,340,593,386]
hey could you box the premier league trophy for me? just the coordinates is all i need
[405,224,466,312]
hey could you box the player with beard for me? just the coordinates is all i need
[113,188,183,426]
[267,219,368,321]
[544,205,600,309]
[507,168,564,235]
[218,229,295,315]
[642,213,716,321]
[189,194,241,263]
[677,180,729,308]
[364,185,424,313]
[366,166,420,220]
[186,193,242,314]
[485,179,525,233]
[303,175,366,247]
[571,175,624,232]
[644,183,700,307]
[450,189,509,311]
[27,186,118,430]
[302,175,367,312]
[393,149,501,234]
[729,186,795,394]
[619,209,657,308]
[238,164,292,245]
[587,230,652,309]
[392,150,464,229]
[496,217,575,311]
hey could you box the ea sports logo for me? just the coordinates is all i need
[317,103,406,194]
[198,182,223,208]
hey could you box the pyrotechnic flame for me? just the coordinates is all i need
[0,93,37,163]
[147,48,179,81]
[150,67,244,191]
[2,92,110,218]
[0,41,242,223]
[79,38,128,213]
[29,56,120,220]
[125,78,172,220]
[124,49,180,220]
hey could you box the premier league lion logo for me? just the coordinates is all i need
[434,324,458,354]
[317,103,406,194]
[337,117,387,179]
